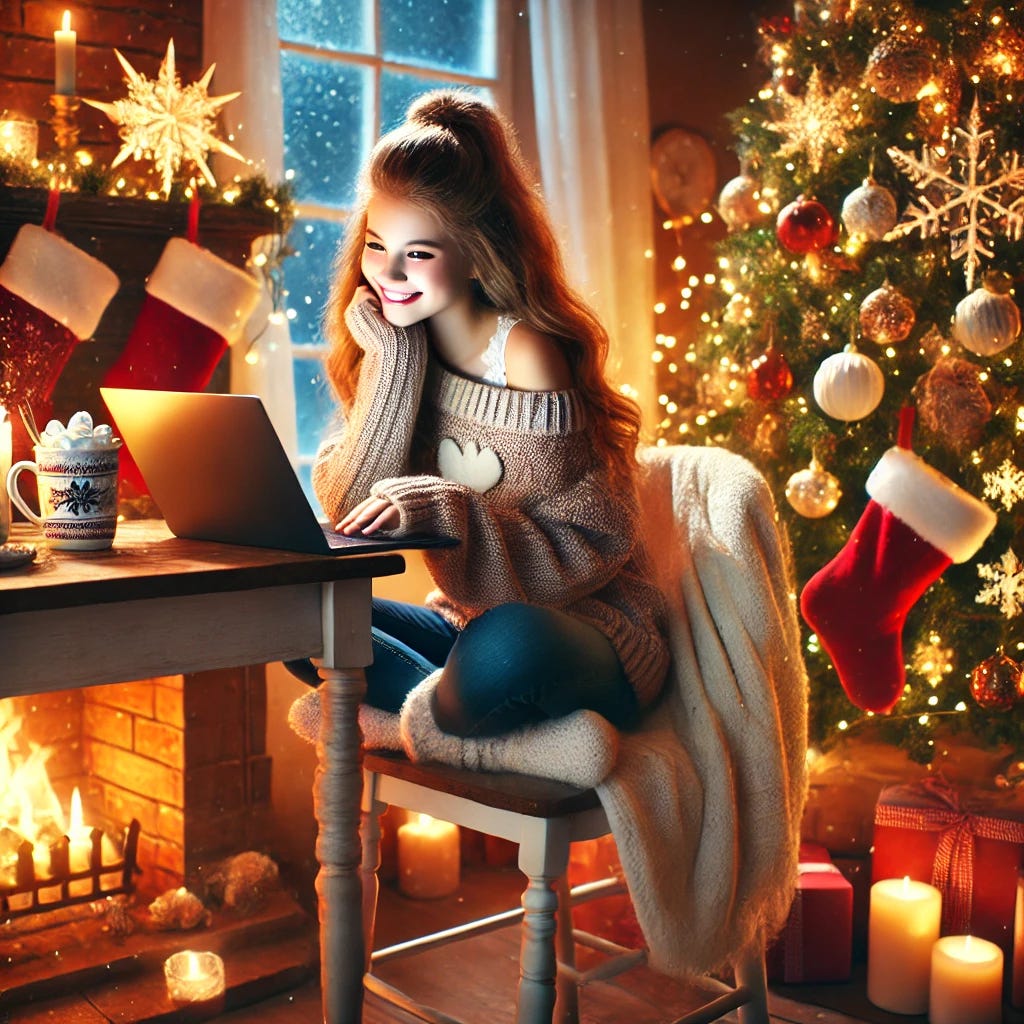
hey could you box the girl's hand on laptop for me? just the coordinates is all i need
[337,495,399,536]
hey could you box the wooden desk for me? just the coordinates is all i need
[0,519,405,1024]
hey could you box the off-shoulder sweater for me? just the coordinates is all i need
[312,301,670,708]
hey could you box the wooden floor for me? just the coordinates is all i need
[210,865,909,1024]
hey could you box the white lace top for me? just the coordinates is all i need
[479,314,519,386]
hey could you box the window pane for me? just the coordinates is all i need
[278,0,371,54]
[281,51,372,208]
[381,71,490,133]
[294,357,338,465]
[380,0,496,76]
[284,217,345,347]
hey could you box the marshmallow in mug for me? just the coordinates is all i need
[41,411,119,449]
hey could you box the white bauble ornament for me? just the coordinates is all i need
[813,344,885,421]
[841,178,898,241]
[717,174,764,231]
[953,285,1022,356]
[785,457,842,518]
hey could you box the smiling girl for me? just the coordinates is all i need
[307,90,669,738]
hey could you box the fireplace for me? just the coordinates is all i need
[1,667,272,906]
[0,666,316,1021]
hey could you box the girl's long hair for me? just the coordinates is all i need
[324,90,641,490]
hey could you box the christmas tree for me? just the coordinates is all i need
[659,0,1024,763]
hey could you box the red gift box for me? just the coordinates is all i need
[871,775,1024,956]
[767,843,853,983]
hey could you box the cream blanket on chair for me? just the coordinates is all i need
[289,444,808,977]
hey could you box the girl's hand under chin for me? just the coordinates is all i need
[349,283,382,315]
[337,495,400,536]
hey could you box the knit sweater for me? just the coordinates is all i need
[313,300,670,707]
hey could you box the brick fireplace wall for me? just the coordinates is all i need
[8,666,272,901]
[0,0,204,167]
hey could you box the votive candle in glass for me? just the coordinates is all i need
[164,950,225,1003]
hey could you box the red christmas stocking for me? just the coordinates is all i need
[800,445,996,714]
[0,223,119,413]
[101,237,260,494]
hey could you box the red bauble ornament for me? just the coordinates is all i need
[776,195,835,254]
[747,343,793,400]
[970,650,1024,711]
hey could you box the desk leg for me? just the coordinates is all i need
[314,665,367,1024]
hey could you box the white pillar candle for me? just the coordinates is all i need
[868,876,943,1014]
[929,935,1003,1024]
[164,950,226,1003]
[54,10,76,96]
[397,813,460,899]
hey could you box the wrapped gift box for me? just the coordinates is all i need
[767,842,853,983]
[872,776,1024,957]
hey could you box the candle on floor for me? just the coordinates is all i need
[164,950,226,1003]
[397,813,460,899]
[867,876,942,1014]
[1014,868,1024,1008]
[930,935,1003,1024]
[53,11,76,96]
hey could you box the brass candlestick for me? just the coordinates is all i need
[49,94,80,153]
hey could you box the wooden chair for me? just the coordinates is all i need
[360,749,770,1024]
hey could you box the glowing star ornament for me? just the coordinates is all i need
[763,68,860,175]
[84,40,245,198]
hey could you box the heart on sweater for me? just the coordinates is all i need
[437,438,503,493]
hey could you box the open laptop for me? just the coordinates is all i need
[101,388,456,556]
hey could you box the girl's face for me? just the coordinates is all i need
[360,194,475,328]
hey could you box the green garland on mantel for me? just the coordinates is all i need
[0,154,295,232]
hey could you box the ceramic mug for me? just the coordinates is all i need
[7,442,122,550]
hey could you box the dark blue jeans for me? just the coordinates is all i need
[288,598,638,738]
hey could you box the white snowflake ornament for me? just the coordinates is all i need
[85,40,246,197]
[983,459,1024,511]
[977,548,1024,618]
[886,97,1024,291]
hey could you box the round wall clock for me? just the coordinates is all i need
[650,127,717,222]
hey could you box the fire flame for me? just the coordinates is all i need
[0,699,113,883]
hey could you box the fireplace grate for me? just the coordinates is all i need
[1,819,141,920]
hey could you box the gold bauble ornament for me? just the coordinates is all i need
[785,458,842,518]
[914,357,992,453]
[865,34,938,103]
[970,649,1024,711]
[859,284,916,344]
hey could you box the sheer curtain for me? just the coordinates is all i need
[527,0,656,430]
[203,0,298,459]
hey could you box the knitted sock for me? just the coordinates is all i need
[399,671,619,788]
